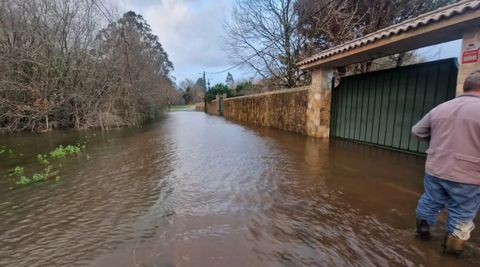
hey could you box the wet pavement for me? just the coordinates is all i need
[0,111,478,266]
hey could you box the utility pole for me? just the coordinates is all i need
[203,71,207,92]
[203,71,207,113]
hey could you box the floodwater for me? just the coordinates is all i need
[0,112,478,267]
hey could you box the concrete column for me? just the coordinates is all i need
[456,26,480,96]
[306,68,333,138]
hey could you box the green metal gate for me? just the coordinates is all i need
[330,58,458,154]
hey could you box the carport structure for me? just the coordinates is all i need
[298,0,480,153]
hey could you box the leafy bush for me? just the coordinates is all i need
[205,83,235,102]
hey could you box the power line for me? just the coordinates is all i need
[205,0,336,75]
[91,0,112,23]
[97,0,112,19]
[206,42,277,75]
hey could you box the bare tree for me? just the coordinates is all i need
[179,79,204,104]
[225,0,306,88]
[0,0,177,132]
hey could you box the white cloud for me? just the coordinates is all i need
[114,0,237,83]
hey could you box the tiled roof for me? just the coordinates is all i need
[297,0,480,67]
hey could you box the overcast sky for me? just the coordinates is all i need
[115,0,243,86]
[114,0,462,87]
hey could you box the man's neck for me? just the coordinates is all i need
[464,90,480,97]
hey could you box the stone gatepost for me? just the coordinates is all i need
[215,94,220,115]
[456,26,480,95]
[220,93,227,116]
[306,68,333,138]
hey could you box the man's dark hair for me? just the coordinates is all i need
[464,71,480,92]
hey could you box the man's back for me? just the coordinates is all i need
[413,71,480,253]
[413,95,480,185]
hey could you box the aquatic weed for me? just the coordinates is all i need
[0,145,14,157]
[9,143,87,186]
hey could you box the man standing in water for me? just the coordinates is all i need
[412,71,480,255]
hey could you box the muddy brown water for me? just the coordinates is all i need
[0,112,478,267]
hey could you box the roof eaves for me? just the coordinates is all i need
[297,0,480,67]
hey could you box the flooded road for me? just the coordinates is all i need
[0,112,478,266]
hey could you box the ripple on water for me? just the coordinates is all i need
[0,112,478,267]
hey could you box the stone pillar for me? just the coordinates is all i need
[220,93,227,116]
[456,26,480,96]
[306,68,333,138]
[215,94,220,115]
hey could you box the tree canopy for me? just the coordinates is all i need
[225,73,235,88]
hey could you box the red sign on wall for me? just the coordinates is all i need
[462,50,479,64]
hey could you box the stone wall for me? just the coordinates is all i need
[195,100,220,115]
[193,101,218,114]
[220,87,310,135]
[206,100,220,115]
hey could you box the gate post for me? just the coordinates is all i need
[457,26,480,96]
[215,94,220,115]
[219,93,226,116]
[306,68,333,138]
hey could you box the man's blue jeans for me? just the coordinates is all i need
[416,173,480,240]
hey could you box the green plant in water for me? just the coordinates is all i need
[37,154,49,165]
[12,166,24,176]
[9,166,31,185]
[49,144,85,159]
[17,176,32,185]
[49,146,66,159]
[0,145,14,156]
[10,143,86,186]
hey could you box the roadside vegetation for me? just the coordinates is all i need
[0,0,182,133]
[179,72,255,103]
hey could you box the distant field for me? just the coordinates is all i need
[168,105,197,112]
